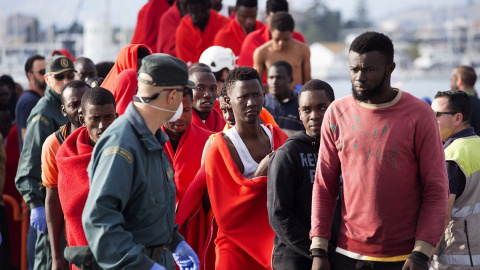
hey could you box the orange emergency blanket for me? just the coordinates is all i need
[156,0,182,56]
[161,124,213,203]
[213,19,264,56]
[205,124,288,269]
[191,109,226,133]
[130,2,150,44]
[175,166,217,270]
[113,69,137,116]
[175,10,230,65]
[131,0,170,52]
[101,44,152,93]
[57,127,92,248]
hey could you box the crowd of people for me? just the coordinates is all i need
[1,0,480,270]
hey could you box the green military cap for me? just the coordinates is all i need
[137,53,196,89]
[46,55,76,75]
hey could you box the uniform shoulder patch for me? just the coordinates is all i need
[30,115,50,126]
[103,147,134,163]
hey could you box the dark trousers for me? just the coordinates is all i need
[0,206,12,270]
[332,252,406,270]
[32,227,68,270]
[33,230,51,270]
[27,225,36,270]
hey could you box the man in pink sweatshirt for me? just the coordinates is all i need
[310,31,449,270]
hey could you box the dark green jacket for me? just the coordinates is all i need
[82,103,183,270]
[15,87,67,208]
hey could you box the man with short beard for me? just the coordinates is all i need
[189,66,226,132]
[42,80,90,269]
[16,55,46,150]
[310,32,449,270]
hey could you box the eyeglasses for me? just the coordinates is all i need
[50,72,75,81]
[136,88,187,102]
[435,111,457,117]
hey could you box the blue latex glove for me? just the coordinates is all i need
[150,263,166,270]
[30,206,47,234]
[0,232,2,245]
[172,241,199,270]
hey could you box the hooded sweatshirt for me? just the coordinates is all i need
[268,132,341,269]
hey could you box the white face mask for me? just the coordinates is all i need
[137,96,183,122]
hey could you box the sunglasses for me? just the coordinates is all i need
[435,111,457,117]
[136,88,187,103]
[51,72,75,81]
[35,69,45,75]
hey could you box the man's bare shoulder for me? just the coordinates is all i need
[292,39,310,51]
[257,40,275,53]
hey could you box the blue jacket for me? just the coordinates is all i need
[263,93,304,135]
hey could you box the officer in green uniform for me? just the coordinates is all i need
[82,54,200,270]
[15,55,75,269]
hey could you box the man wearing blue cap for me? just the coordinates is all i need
[82,54,199,270]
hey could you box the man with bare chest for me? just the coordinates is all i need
[254,12,311,90]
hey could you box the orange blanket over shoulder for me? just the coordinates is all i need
[206,124,288,269]
[113,69,137,116]
[101,44,152,93]
[161,124,213,204]
[57,127,92,248]
[156,0,182,56]
[175,9,230,65]
[213,19,264,56]
[175,166,217,270]
[130,0,170,52]
[191,109,226,133]
[130,2,150,44]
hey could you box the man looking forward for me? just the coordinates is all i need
[310,32,449,270]
[268,79,336,269]
[189,66,226,132]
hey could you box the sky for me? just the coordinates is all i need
[0,0,462,30]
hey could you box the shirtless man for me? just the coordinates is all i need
[253,12,311,90]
